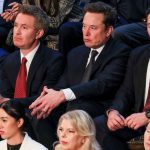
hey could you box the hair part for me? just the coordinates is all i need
[84,2,117,28]
[0,100,27,130]
[19,4,49,36]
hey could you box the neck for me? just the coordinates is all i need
[20,41,39,56]
[7,132,24,145]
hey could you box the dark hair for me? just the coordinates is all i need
[19,4,49,36]
[0,100,27,130]
[84,2,117,27]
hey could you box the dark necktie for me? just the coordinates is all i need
[14,57,27,98]
[81,50,98,83]
[144,83,150,111]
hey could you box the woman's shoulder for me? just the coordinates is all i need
[21,133,48,150]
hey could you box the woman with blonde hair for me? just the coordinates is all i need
[54,110,101,150]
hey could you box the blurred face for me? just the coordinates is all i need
[13,13,43,51]
[82,12,113,49]
[0,108,22,140]
[147,14,150,36]
[57,119,85,150]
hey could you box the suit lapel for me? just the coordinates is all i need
[26,44,44,96]
[74,46,90,82]
[91,38,112,75]
[134,48,150,111]
[11,52,21,88]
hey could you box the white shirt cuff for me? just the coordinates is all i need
[62,88,76,101]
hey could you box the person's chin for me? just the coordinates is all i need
[84,43,93,48]
[14,42,23,49]
[0,134,7,139]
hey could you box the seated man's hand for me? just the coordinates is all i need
[1,2,21,22]
[125,112,149,130]
[107,110,125,131]
[29,87,66,119]
[144,123,150,150]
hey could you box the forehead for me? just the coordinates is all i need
[15,13,36,26]
[83,12,105,25]
[0,108,9,118]
[0,108,17,122]
[60,118,74,128]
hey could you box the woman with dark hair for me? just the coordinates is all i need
[0,100,48,150]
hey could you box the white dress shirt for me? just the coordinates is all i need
[145,59,150,104]
[62,45,105,101]
[20,43,40,77]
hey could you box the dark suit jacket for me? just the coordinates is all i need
[56,38,131,117]
[0,43,64,98]
[116,0,150,22]
[111,44,150,116]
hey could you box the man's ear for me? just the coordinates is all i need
[106,26,113,37]
[36,29,44,39]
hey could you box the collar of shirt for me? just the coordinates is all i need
[86,45,105,66]
[20,43,40,75]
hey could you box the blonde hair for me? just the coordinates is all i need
[57,110,101,150]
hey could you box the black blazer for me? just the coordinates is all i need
[0,43,64,98]
[56,38,131,110]
[111,44,150,116]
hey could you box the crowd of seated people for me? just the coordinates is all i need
[0,0,92,52]
[1,1,150,150]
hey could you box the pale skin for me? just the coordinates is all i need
[29,86,66,119]
[107,110,149,131]
[56,119,88,150]
[29,12,113,119]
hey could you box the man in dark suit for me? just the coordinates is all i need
[0,5,64,100]
[24,2,131,149]
[0,5,64,148]
[113,0,150,48]
[94,7,150,150]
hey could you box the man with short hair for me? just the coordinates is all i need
[0,6,64,146]
[94,7,150,150]
[26,2,131,149]
[0,5,64,100]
